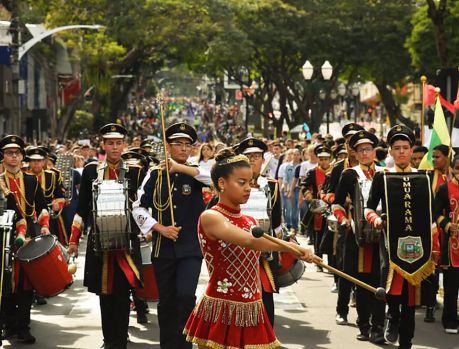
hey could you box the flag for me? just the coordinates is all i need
[423,84,455,113]
[419,95,451,170]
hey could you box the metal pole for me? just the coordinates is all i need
[9,0,21,134]
[420,75,427,144]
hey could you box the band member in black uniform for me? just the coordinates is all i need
[323,123,363,325]
[26,147,67,245]
[365,125,440,349]
[433,155,459,334]
[236,137,282,327]
[0,135,50,344]
[67,124,143,349]
[301,145,332,268]
[121,151,150,324]
[422,144,450,322]
[332,130,385,343]
[132,122,211,349]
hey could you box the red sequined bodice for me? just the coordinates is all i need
[198,203,261,302]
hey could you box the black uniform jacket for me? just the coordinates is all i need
[75,162,144,294]
[1,170,48,237]
[137,166,206,259]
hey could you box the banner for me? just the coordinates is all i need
[383,172,435,285]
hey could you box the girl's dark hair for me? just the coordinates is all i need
[211,148,251,191]
[433,144,449,157]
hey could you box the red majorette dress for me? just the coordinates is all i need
[184,202,281,349]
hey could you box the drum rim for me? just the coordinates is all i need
[17,234,57,262]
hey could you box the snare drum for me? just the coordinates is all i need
[278,252,305,287]
[93,180,130,251]
[17,235,73,297]
[327,215,339,233]
[135,242,159,301]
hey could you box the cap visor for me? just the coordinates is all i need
[242,147,265,154]
[168,133,193,141]
[2,144,22,150]
[102,132,125,139]
[28,155,45,160]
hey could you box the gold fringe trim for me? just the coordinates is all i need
[388,260,435,286]
[184,332,281,349]
[261,257,276,292]
[193,295,264,327]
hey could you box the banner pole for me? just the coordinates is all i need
[421,76,427,145]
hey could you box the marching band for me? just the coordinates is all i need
[0,119,457,349]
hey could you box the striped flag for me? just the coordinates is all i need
[419,95,451,170]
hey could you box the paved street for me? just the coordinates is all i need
[3,236,458,349]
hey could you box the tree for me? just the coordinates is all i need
[406,0,459,74]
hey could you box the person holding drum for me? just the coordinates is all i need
[120,150,150,325]
[132,122,211,349]
[300,145,333,271]
[235,137,283,327]
[26,147,68,245]
[332,130,385,343]
[67,124,144,349]
[184,148,320,349]
[0,135,50,344]
[323,123,363,326]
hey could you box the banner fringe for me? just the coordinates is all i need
[389,260,435,286]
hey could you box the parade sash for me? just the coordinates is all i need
[383,172,435,285]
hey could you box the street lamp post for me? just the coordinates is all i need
[351,83,360,123]
[302,60,333,133]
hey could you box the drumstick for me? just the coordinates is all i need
[251,227,386,300]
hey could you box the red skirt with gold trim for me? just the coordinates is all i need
[184,294,280,349]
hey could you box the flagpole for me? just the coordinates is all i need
[421,75,427,145]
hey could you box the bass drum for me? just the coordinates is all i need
[16,234,73,297]
[277,252,305,287]
[135,242,159,302]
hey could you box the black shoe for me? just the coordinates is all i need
[398,344,412,349]
[424,307,435,322]
[370,326,386,344]
[356,332,370,341]
[17,329,36,344]
[384,319,399,344]
[2,328,16,340]
[35,295,47,306]
[137,312,148,324]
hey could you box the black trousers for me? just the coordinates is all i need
[262,289,275,327]
[420,270,439,307]
[442,266,459,329]
[355,273,385,332]
[99,262,131,349]
[386,282,415,348]
[4,289,34,333]
[336,230,352,318]
[153,256,202,349]
[132,291,148,314]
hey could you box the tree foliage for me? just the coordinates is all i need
[14,0,459,136]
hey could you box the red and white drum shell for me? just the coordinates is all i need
[135,242,159,301]
[16,234,73,297]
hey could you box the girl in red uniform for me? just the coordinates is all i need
[184,148,320,349]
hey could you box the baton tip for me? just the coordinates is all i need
[375,287,386,300]
[251,226,264,238]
